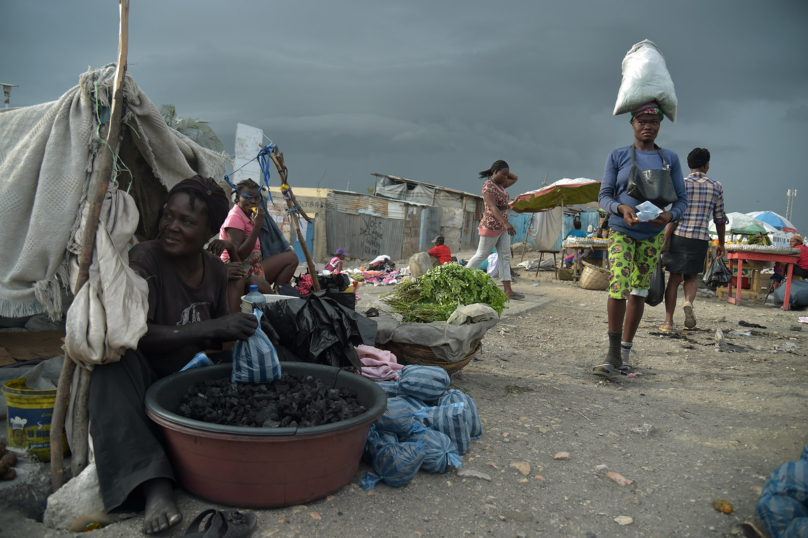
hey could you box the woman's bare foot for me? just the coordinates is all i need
[142,478,182,534]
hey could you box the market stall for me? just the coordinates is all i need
[723,245,801,310]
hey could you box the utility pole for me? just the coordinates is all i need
[346,174,351,192]
[1,83,19,108]
[786,189,797,222]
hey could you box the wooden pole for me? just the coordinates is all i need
[519,173,546,263]
[50,0,130,492]
[267,151,321,292]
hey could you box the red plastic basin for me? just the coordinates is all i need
[145,363,386,508]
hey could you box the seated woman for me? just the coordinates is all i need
[89,176,270,534]
[217,178,299,311]
[791,235,808,278]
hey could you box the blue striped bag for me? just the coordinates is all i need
[388,395,427,413]
[363,425,399,462]
[374,401,430,436]
[375,381,401,398]
[438,389,482,438]
[359,441,426,490]
[231,309,282,384]
[418,402,472,455]
[404,422,462,473]
[397,365,450,403]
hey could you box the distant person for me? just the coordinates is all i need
[428,235,452,265]
[465,160,524,299]
[790,235,808,278]
[594,102,688,378]
[661,148,728,331]
[565,219,588,239]
[325,248,346,272]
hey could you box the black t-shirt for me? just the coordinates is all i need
[129,240,229,376]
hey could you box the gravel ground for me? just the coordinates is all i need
[3,258,807,538]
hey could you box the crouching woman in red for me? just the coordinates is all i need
[89,176,266,534]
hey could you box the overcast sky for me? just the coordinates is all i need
[4,1,807,232]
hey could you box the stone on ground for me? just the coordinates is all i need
[409,252,433,278]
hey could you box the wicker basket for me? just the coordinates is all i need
[377,338,482,375]
[579,261,610,291]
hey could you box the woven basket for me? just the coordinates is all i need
[579,261,610,291]
[377,338,482,375]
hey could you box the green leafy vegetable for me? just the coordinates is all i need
[382,264,508,322]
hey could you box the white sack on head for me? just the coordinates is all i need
[613,40,678,122]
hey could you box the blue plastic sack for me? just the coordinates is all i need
[231,309,282,383]
[363,425,399,462]
[388,395,426,413]
[756,444,808,538]
[419,402,472,455]
[439,389,482,438]
[376,381,401,398]
[397,365,450,403]
[374,402,430,436]
[359,441,426,490]
[404,422,462,473]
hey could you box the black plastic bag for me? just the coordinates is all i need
[645,261,665,306]
[257,292,375,370]
[703,257,732,289]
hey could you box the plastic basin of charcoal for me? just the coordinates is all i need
[145,362,386,508]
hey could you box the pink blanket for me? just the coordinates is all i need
[355,345,402,382]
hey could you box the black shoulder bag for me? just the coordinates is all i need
[626,145,678,208]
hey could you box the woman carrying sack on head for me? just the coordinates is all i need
[594,102,688,378]
[464,160,523,300]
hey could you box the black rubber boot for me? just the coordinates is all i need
[605,331,623,368]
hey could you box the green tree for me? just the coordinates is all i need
[159,104,224,152]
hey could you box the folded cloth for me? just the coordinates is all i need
[355,344,403,381]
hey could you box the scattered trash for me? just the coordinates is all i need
[715,329,726,350]
[595,464,609,471]
[739,320,766,329]
[456,469,491,481]
[614,515,634,525]
[627,372,641,379]
[729,331,752,337]
[630,424,655,436]
[799,317,808,324]
[502,510,534,523]
[789,324,802,332]
[509,462,531,476]
[713,499,733,514]
[606,472,633,486]
[773,342,800,353]
[554,452,570,460]
[366,307,380,318]
[532,283,539,287]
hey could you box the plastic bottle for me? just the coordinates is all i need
[742,237,749,245]
[245,284,266,304]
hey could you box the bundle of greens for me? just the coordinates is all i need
[382,264,508,323]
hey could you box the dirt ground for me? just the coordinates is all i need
[3,255,807,538]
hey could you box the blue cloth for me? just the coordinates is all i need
[258,192,292,258]
[757,445,808,538]
[566,229,588,238]
[598,146,688,240]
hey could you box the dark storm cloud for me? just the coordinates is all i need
[4,0,808,230]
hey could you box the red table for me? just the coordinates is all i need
[726,251,799,310]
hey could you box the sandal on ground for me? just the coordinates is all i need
[592,363,619,379]
[184,509,257,538]
[616,364,634,374]
[659,322,674,332]
[506,293,525,300]
[683,302,697,329]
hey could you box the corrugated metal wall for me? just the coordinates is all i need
[326,211,404,260]
[328,192,393,218]
[419,206,443,251]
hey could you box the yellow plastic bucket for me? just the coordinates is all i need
[2,378,69,462]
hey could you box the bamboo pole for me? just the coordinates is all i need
[267,152,321,292]
[50,0,130,492]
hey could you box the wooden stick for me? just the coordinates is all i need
[266,150,320,291]
[50,0,129,492]
[70,366,92,477]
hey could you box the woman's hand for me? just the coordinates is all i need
[208,313,258,341]
[207,239,236,258]
[505,223,516,236]
[252,206,266,228]
[648,210,673,228]
[226,263,247,281]
[618,205,640,227]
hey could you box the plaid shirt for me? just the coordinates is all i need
[675,172,728,241]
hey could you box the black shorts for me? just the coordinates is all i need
[662,235,709,275]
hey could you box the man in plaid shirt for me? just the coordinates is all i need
[660,148,728,330]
